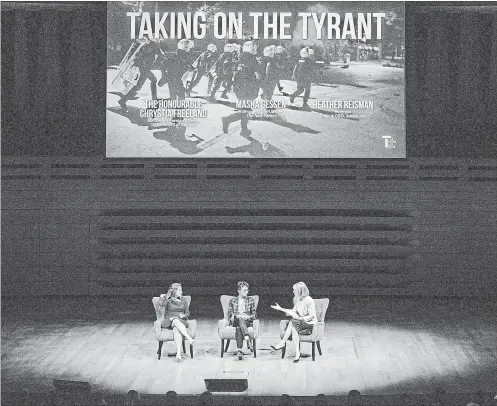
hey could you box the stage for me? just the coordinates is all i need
[1,296,496,400]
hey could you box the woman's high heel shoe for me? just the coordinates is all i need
[293,356,301,363]
[270,345,284,352]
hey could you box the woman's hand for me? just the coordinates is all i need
[270,303,282,311]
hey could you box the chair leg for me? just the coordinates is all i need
[190,344,194,359]
[224,339,230,353]
[282,343,286,359]
[312,342,316,361]
[157,341,163,360]
[182,340,186,354]
[317,341,322,356]
[253,339,257,358]
[221,339,224,358]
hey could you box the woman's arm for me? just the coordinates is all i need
[271,303,300,319]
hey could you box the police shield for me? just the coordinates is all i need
[182,70,195,90]
[111,41,146,95]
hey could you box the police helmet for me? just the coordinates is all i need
[177,39,190,51]
[263,46,275,58]
[243,41,256,55]
[207,44,217,53]
[300,47,310,58]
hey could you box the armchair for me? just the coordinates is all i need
[152,296,197,360]
[218,295,260,358]
[279,298,329,361]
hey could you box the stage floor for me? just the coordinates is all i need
[1,297,496,397]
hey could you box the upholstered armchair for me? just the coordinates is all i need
[218,295,260,358]
[279,298,329,361]
[152,296,197,360]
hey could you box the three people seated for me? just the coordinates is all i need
[159,281,317,362]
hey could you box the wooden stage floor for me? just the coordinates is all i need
[1,296,496,398]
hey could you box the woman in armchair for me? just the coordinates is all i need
[270,281,317,362]
[159,283,195,362]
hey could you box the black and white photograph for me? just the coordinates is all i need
[1,1,497,406]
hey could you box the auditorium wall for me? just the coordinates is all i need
[1,2,496,298]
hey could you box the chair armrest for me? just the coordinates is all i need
[252,319,260,335]
[310,321,325,341]
[153,319,162,340]
[186,319,197,335]
[218,318,229,332]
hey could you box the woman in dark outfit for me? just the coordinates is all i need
[158,283,195,362]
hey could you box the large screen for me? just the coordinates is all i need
[106,1,405,158]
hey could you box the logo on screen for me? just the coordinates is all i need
[382,136,396,148]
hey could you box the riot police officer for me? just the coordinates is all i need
[118,36,162,111]
[261,45,281,101]
[221,41,262,137]
[220,43,241,99]
[289,46,316,108]
[187,43,218,96]
[161,39,194,100]
[209,43,235,101]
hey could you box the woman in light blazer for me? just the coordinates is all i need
[270,281,317,362]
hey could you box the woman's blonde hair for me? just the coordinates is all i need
[165,283,182,302]
[293,281,309,299]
